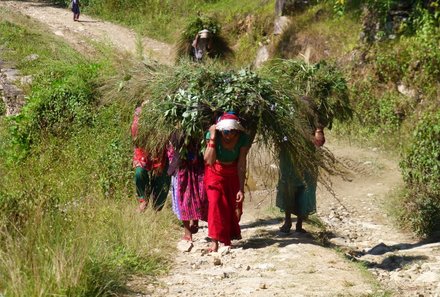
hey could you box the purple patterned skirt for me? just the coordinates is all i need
[170,161,208,221]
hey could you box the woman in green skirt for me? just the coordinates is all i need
[277,127,325,233]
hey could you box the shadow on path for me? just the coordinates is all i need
[76,20,101,23]
[28,1,65,8]
[364,254,429,271]
[238,217,325,249]
[240,217,281,230]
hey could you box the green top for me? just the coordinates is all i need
[206,131,250,163]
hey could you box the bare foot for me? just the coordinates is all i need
[137,200,148,213]
[182,234,192,242]
[209,240,219,252]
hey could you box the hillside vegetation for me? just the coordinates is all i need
[0,0,439,296]
[0,11,177,296]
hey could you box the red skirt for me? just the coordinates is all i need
[204,162,242,246]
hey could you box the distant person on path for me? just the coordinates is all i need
[167,137,208,242]
[71,0,80,21]
[204,112,250,252]
[277,125,325,233]
[191,29,212,62]
[131,103,171,213]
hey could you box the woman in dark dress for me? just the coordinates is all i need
[71,0,80,21]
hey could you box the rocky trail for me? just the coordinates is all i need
[1,2,439,296]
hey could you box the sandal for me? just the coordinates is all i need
[279,222,292,234]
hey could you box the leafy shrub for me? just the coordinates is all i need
[98,139,132,199]
[332,0,347,16]
[6,63,100,160]
[403,192,440,236]
[400,110,440,236]
[375,92,405,133]
[373,45,408,83]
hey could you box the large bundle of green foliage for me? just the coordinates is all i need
[136,62,313,170]
[400,110,440,236]
[260,59,353,130]
[109,60,353,182]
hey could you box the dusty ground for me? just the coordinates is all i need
[123,138,439,297]
[0,1,173,64]
[1,2,439,296]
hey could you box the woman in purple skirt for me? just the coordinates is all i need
[167,139,207,242]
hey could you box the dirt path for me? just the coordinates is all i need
[2,2,439,296]
[0,1,174,65]
[318,138,440,296]
[124,138,438,297]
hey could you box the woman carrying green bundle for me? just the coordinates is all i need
[131,104,171,213]
[167,137,207,242]
[204,113,250,252]
[277,124,325,233]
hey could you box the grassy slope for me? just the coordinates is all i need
[275,3,438,148]
[0,9,177,297]
[80,0,274,66]
[84,0,274,42]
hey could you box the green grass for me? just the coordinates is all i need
[76,0,274,66]
[83,0,274,43]
[0,198,177,296]
[0,10,83,76]
[0,9,178,296]
[274,2,362,61]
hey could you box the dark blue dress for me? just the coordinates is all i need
[71,0,80,14]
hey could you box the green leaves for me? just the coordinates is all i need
[132,60,349,182]
[400,110,440,236]
[261,59,353,129]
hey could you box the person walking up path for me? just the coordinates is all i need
[71,0,80,21]
[277,126,325,233]
[167,139,208,242]
[131,104,170,212]
[203,112,250,252]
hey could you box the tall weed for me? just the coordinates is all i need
[0,199,176,296]
[0,11,176,296]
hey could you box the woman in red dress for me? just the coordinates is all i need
[204,113,250,252]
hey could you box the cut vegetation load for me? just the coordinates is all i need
[110,60,353,185]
